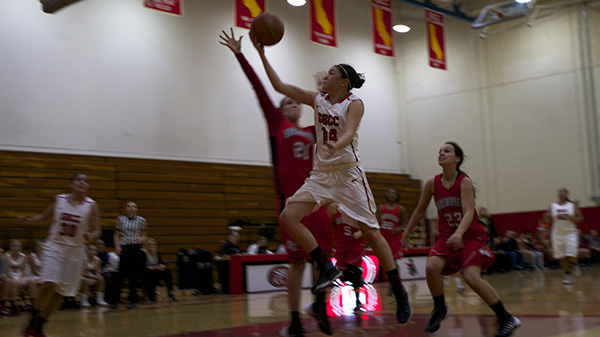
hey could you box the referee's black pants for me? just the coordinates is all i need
[117,244,144,304]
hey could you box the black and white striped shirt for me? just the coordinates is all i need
[116,215,147,246]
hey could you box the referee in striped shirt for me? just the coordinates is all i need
[113,201,147,309]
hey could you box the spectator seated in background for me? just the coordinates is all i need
[96,239,109,271]
[246,236,273,255]
[98,240,120,309]
[220,230,242,256]
[5,239,38,315]
[0,248,10,315]
[489,236,511,273]
[500,231,525,270]
[586,229,600,264]
[518,231,545,269]
[275,243,286,254]
[533,230,556,268]
[142,238,176,302]
[80,244,108,307]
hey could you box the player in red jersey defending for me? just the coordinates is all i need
[402,142,520,337]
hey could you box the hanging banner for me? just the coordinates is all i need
[310,0,336,47]
[425,9,446,70]
[371,0,394,57]
[235,0,265,29]
[144,0,183,16]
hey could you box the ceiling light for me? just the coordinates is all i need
[393,24,411,33]
[287,0,307,6]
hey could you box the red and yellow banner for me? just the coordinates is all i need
[425,9,446,70]
[310,0,336,47]
[235,0,265,29]
[371,0,393,57]
[144,0,183,16]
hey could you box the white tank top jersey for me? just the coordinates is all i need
[551,202,577,234]
[7,252,27,279]
[313,92,362,169]
[48,193,95,247]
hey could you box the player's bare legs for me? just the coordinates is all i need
[358,225,395,272]
[358,223,412,324]
[288,260,305,312]
[280,202,341,295]
[280,202,319,252]
[424,256,448,332]
[26,282,63,336]
[462,266,499,304]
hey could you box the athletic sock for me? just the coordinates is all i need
[490,301,511,321]
[433,294,446,311]
[33,315,47,333]
[315,292,326,306]
[386,268,402,291]
[309,247,327,271]
[290,311,301,326]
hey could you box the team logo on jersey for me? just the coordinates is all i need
[268,266,290,288]
[478,248,492,258]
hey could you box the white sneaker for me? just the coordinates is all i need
[562,274,572,285]
[80,297,91,307]
[96,297,108,306]
[456,283,466,292]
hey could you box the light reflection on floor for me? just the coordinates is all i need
[1,268,600,336]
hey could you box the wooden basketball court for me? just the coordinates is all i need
[1,267,599,337]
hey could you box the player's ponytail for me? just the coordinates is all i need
[446,141,477,199]
[337,64,365,90]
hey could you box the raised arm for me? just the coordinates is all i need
[251,33,318,106]
[402,178,434,248]
[219,28,282,127]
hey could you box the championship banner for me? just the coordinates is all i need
[425,9,446,70]
[235,0,265,29]
[310,0,336,47]
[144,0,183,16]
[371,0,394,57]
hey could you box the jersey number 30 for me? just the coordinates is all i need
[59,222,77,237]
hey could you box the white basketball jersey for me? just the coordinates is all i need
[48,193,94,247]
[551,202,577,235]
[7,252,27,279]
[313,92,362,168]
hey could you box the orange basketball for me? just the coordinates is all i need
[250,12,284,46]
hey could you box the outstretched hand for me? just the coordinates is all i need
[219,27,242,54]
[249,30,265,56]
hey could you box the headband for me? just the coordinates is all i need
[337,64,352,89]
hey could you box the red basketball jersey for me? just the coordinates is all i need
[379,204,403,236]
[433,173,487,239]
[236,53,315,210]
[335,211,362,246]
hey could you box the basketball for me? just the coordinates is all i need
[250,12,284,46]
